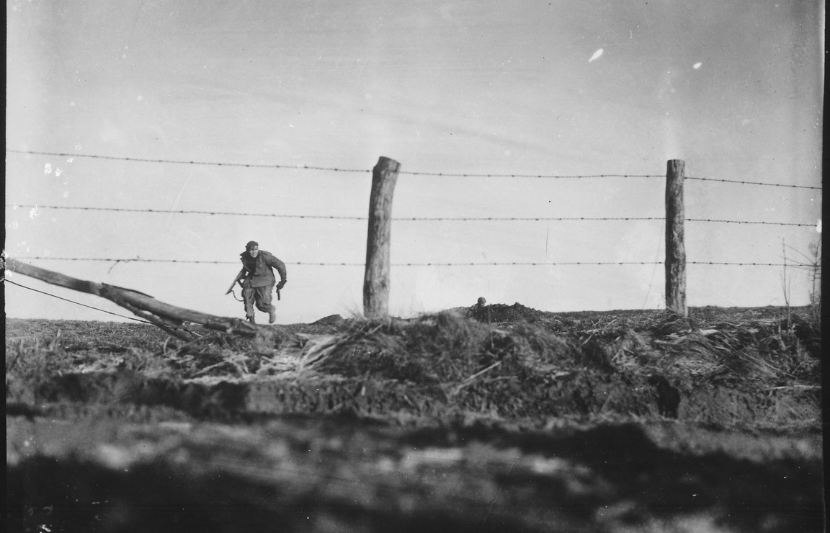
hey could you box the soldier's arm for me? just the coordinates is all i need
[226,268,248,294]
[234,267,249,287]
[269,256,287,286]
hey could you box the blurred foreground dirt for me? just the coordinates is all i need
[7,413,824,533]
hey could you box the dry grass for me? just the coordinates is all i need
[301,313,509,383]
[7,305,820,388]
[6,305,820,423]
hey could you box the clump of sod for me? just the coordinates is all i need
[648,314,821,388]
[163,327,305,379]
[305,313,507,384]
[301,312,627,388]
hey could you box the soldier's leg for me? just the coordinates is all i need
[241,282,256,322]
[253,285,276,323]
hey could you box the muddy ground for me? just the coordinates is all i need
[5,305,825,532]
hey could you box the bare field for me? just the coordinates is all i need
[5,305,824,532]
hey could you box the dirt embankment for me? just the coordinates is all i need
[7,307,821,427]
[5,306,824,533]
[12,366,819,430]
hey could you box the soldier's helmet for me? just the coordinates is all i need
[477,297,486,306]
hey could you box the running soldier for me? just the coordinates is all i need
[226,241,287,324]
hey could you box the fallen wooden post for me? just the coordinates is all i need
[4,257,265,341]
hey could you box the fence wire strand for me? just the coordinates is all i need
[9,257,807,268]
[7,150,662,178]
[5,205,816,226]
[8,204,367,220]
[6,149,370,173]
[686,176,822,190]
[8,149,820,189]
[4,278,152,323]
[399,171,664,178]
[686,218,815,227]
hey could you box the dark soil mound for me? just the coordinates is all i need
[467,302,548,323]
[311,314,345,326]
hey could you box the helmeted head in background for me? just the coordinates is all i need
[246,241,260,258]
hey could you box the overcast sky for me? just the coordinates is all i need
[5,0,824,324]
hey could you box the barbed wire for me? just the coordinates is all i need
[12,257,359,265]
[6,204,662,221]
[5,204,816,226]
[685,176,821,191]
[687,261,814,267]
[9,256,809,268]
[4,278,152,323]
[393,261,808,267]
[396,216,664,221]
[386,261,667,266]
[400,171,664,178]
[686,218,815,227]
[7,150,664,179]
[8,204,367,220]
[11,149,820,188]
[5,149,370,173]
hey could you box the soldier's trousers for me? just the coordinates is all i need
[242,283,275,318]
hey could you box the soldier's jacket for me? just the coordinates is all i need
[239,250,287,288]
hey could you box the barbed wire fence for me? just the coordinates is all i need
[4,149,821,320]
[3,256,815,268]
[3,204,818,226]
[6,150,824,188]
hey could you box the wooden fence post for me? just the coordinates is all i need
[363,156,400,318]
[665,159,687,316]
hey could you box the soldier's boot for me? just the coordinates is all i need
[268,307,276,324]
[247,314,256,324]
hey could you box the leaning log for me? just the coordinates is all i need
[4,257,264,341]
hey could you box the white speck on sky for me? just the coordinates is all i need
[4,0,823,323]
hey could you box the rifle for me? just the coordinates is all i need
[225,274,242,295]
